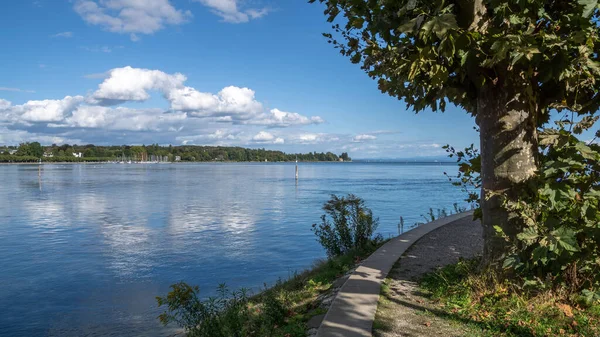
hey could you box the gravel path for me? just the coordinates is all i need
[373,216,483,337]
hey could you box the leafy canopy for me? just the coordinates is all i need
[310,0,600,119]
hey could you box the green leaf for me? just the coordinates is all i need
[398,16,420,33]
[510,51,524,66]
[539,129,562,146]
[350,17,364,29]
[523,279,539,287]
[587,188,600,199]
[493,225,505,236]
[544,185,558,208]
[573,116,599,134]
[421,14,458,39]
[578,0,598,17]
[508,14,526,25]
[552,227,579,252]
[586,59,600,75]
[532,246,549,265]
[517,227,538,243]
[580,289,600,306]
[575,142,600,160]
[503,255,518,269]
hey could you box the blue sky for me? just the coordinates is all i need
[0,0,479,158]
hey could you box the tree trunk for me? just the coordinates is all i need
[476,83,538,266]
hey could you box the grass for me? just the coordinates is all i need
[260,239,388,335]
[418,259,600,337]
[255,248,374,336]
[157,239,387,337]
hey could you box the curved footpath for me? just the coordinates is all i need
[316,211,474,337]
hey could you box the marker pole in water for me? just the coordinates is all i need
[295,157,298,180]
[38,160,42,191]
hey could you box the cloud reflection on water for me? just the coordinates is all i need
[0,162,464,336]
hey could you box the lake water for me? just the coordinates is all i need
[0,162,465,336]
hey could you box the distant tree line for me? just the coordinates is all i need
[0,142,348,163]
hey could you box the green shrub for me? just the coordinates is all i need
[258,289,288,330]
[311,194,381,257]
[156,282,293,337]
[156,283,252,337]
[445,122,600,299]
[498,129,600,294]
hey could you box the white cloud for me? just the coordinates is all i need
[0,87,35,93]
[418,143,441,148]
[0,66,330,147]
[166,86,218,111]
[176,129,239,144]
[51,31,73,38]
[194,0,268,23]
[243,108,324,127]
[0,126,81,145]
[73,0,192,40]
[0,99,11,110]
[2,96,85,123]
[290,133,339,144]
[352,134,377,142]
[58,105,186,131]
[252,131,284,144]
[91,67,320,126]
[91,66,186,103]
[199,129,237,140]
[170,86,263,117]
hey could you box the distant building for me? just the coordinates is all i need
[339,158,344,162]
[8,150,17,155]
[43,152,54,158]
[175,156,181,161]
[73,152,83,158]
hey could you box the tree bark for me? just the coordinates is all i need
[476,82,538,266]
[456,0,487,31]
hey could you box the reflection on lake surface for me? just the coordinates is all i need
[0,162,464,336]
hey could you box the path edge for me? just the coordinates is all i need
[316,211,475,337]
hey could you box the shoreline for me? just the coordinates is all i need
[0,161,349,165]
[0,160,457,165]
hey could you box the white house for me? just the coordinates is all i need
[43,152,54,158]
[8,150,17,155]
[73,152,83,158]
